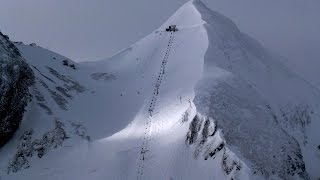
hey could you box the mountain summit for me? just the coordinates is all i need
[0,1,319,179]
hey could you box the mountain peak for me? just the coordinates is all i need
[0,1,319,179]
[159,1,204,30]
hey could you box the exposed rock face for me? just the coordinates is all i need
[7,120,68,174]
[186,114,243,179]
[0,32,34,148]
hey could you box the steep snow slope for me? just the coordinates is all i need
[0,0,319,180]
[0,2,248,179]
[194,1,320,179]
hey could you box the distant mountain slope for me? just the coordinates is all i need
[0,0,319,180]
[194,0,320,178]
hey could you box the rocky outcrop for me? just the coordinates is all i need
[91,72,116,81]
[0,32,34,148]
[186,114,243,179]
[7,120,68,174]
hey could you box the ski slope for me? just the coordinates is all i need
[0,0,319,179]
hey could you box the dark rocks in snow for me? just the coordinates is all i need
[187,114,221,159]
[47,66,85,93]
[32,66,82,112]
[13,41,23,45]
[202,118,216,141]
[35,120,68,155]
[279,104,312,144]
[91,72,116,81]
[56,86,72,99]
[186,115,202,145]
[33,86,53,115]
[222,151,241,176]
[284,150,306,178]
[7,130,33,174]
[38,79,49,89]
[0,33,21,58]
[62,59,68,66]
[186,114,217,147]
[47,67,69,83]
[31,65,56,84]
[0,32,34,148]
[37,103,53,115]
[62,59,76,69]
[7,120,68,174]
[34,87,45,102]
[35,76,69,111]
[180,107,191,123]
[280,104,312,129]
[69,64,76,69]
[71,122,90,141]
[49,89,68,110]
[207,143,224,159]
[186,113,242,178]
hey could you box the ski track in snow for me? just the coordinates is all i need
[137,32,175,179]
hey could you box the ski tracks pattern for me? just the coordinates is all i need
[137,31,175,179]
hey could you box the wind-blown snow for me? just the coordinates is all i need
[194,0,320,178]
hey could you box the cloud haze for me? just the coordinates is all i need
[1,0,319,85]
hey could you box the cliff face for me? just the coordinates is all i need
[0,32,34,148]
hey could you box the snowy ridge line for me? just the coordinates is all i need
[137,32,175,179]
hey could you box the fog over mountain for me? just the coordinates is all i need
[1,0,319,87]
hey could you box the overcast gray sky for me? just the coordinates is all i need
[1,0,319,85]
[0,0,186,61]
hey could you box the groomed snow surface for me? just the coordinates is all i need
[0,0,319,179]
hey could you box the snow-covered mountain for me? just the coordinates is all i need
[0,0,319,179]
[0,32,34,148]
